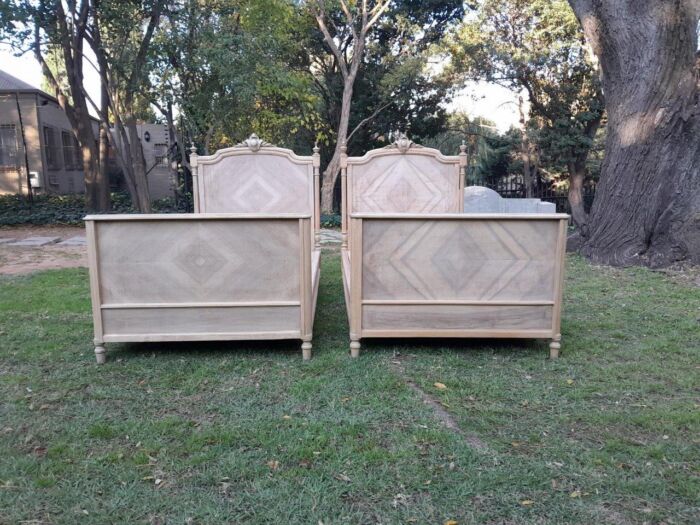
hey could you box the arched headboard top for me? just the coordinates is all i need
[343,134,467,217]
[190,134,321,247]
[346,134,463,167]
[195,134,315,167]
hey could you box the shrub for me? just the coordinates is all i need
[0,193,192,226]
[320,213,341,229]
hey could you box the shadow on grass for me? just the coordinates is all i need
[360,336,547,358]
[107,338,303,361]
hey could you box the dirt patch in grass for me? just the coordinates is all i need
[0,225,86,275]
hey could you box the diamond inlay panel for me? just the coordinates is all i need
[98,219,300,304]
[200,153,311,214]
[351,154,460,214]
[362,219,559,301]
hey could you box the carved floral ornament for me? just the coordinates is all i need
[383,132,421,154]
[236,133,273,152]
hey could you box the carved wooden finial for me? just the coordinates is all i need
[189,143,197,155]
[340,140,347,154]
[460,139,467,154]
[237,133,272,152]
[395,132,412,153]
[313,142,320,155]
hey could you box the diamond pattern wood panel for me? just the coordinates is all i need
[199,153,313,214]
[350,154,461,214]
[97,219,300,304]
[362,219,559,301]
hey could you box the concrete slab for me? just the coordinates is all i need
[57,236,87,246]
[319,229,342,245]
[6,236,61,247]
[0,238,17,244]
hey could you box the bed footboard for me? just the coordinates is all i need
[343,213,568,358]
[86,213,315,363]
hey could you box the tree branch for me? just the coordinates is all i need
[347,100,393,141]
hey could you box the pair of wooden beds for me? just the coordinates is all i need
[86,134,567,363]
[86,135,321,363]
[339,136,568,359]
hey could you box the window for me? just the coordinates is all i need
[61,131,82,170]
[74,136,83,170]
[43,126,62,170]
[154,143,168,167]
[62,131,77,169]
[0,125,18,169]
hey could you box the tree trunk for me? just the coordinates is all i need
[568,0,700,266]
[567,159,588,233]
[97,83,111,211]
[126,117,151,212]
[320,77,354,214]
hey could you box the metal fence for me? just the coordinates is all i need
[467,174,597,215]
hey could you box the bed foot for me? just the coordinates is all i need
[94,345,106,365]
[350,340,361,358]
[549,335,561,359]
[301,341,312,361]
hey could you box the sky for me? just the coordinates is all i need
[0,48,520,134]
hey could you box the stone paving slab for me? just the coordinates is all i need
[57,236,87,246]
[6,236,61,247]
[319,229,342,245]
[0,238,17,244]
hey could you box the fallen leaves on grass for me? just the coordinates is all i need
[334,473,351,483]
[266,460,280,470]
[520,499,534,506]
[434,382,447,390]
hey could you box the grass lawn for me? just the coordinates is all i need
[0,250,698,524]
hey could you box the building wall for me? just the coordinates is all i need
[0,92,175,200]
[35,95,90,194]
[0,93,43,194]
[112,123,175,200]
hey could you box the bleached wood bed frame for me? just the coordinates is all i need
[86,134,321,363]
[340,135,568,359]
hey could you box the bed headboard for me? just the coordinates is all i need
[191,134,321,247]
[342,134,467,247]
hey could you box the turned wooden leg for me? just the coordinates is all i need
[350,340,361,358]
[94,345,106,365]
[301,341,312,361]
[549,334,561,359]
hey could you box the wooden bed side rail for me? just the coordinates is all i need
[85,214,314,362]
[348,214,568,358]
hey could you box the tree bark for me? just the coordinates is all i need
[321,80,354,213]
[34,0,109,212]
[568,0,700,266]
[97,82,111,210]
[567,159,588,233]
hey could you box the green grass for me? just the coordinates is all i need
[0,252,698,524]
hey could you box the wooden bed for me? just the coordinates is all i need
[86,135,321,363]
[340,135,568,359]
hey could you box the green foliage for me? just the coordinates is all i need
[320,213,341,228]
[0,193,189,226]
[151,0,324,152]
[0,255,697,523]
[306,0,464,158]
[446,0,604,179]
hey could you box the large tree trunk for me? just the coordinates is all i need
[568,0,700,266]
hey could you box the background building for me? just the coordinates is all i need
[0,70,174,200]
